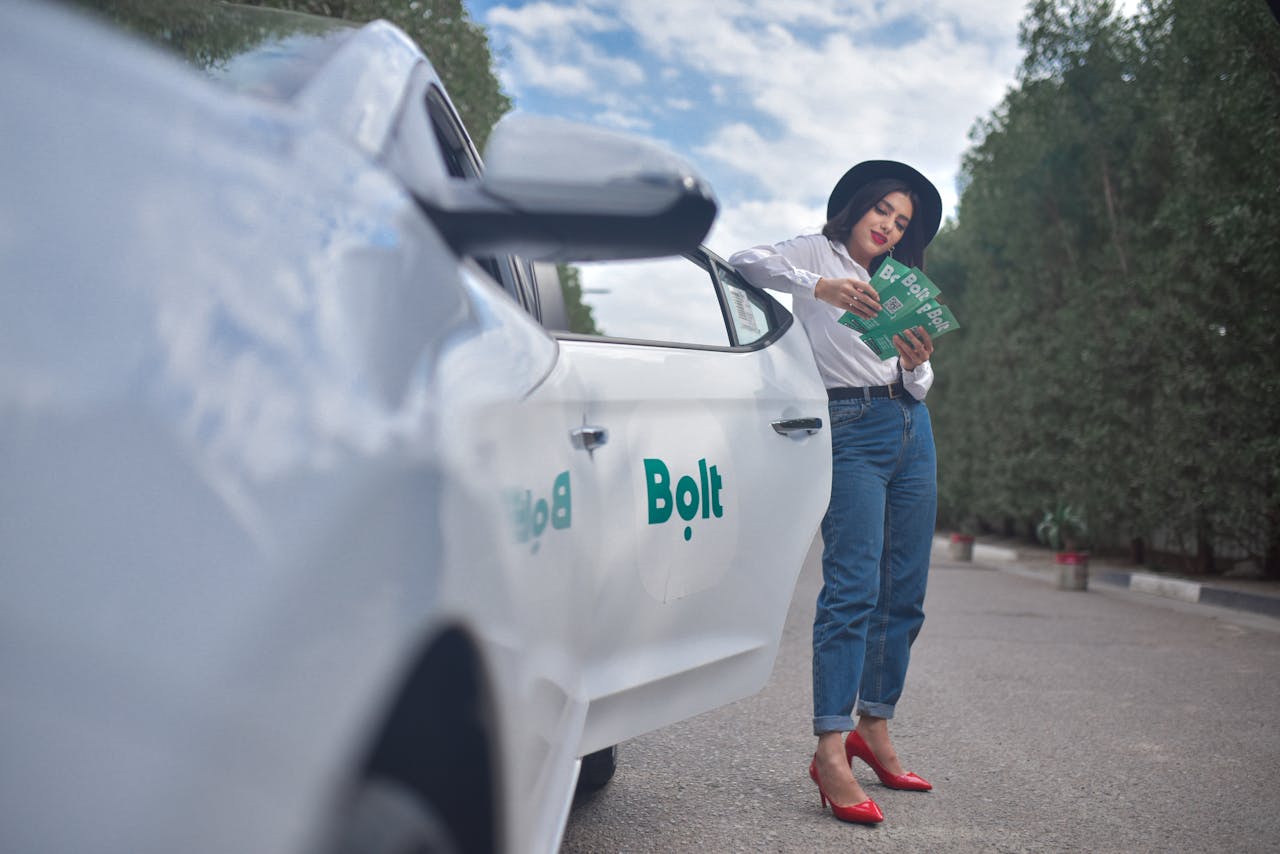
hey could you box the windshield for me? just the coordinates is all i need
[72,0,355,100]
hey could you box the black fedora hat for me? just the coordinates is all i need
[826,160,942,246]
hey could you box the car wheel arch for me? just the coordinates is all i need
[347,626,502,854]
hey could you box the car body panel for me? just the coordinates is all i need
[294,20,421,158]
[0,3,829,853]
[2,6,504,853]
[532,323,829,754]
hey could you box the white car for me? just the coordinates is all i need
[0,3,831,853]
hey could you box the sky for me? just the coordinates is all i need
[465,0,1138,260]
[461,0,1143,341]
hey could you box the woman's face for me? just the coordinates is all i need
[846,191,913,268]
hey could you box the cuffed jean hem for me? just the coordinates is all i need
[855,700,896,719]
[813,715,855,735]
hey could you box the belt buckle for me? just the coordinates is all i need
[886,382,899,399]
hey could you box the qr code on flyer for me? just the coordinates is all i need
[883,296,904,314]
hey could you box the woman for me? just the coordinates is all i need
[729,160,943,825]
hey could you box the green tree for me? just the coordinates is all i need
[556,264,603,336]
[1126,0,1280,571]
[931,0,1280,574]
[933,1,1142,536]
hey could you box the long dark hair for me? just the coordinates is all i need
[821,178,928,271]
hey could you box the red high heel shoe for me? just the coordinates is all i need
[845,730,933,791]
[808,759,884,824]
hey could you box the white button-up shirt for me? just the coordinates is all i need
[729,234,934,401]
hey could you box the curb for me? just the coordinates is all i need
[1092,570,1280,619]
[933,536,1280,619]
[975,543,1018,563]
[932,536,1017,563]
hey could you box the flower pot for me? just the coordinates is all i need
[1055,551,1089,591]
[947,533,975,561]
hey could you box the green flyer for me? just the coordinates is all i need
[837,258,940,335]
[860,300,961,360]
[834,258,962,361]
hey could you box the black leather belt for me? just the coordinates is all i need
[827,381,905,401]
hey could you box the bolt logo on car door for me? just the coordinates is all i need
[507,470,571,554]
[630,415,738,603]
[644,457,724,541]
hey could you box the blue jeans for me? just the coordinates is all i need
[813,395,936,734]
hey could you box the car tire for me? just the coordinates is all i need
[577,744,618,791]
[329,778,460,854]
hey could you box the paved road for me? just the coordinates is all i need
[561,540,1280,853]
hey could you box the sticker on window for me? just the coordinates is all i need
[726,284,765,341]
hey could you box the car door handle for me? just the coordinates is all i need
[771,417,823,435]
[570,425,609,451]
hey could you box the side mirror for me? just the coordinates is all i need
[422,115,717,262]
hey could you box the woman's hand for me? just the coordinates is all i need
[815,277,881,319]
[893,326,934,371]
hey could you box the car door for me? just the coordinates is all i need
[381,55,827,786]
[527,249,832,755]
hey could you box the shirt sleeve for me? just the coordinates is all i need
[727,242,822,297]
[902,360,934,400]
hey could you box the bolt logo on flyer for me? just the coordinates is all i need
[836,257,961,360]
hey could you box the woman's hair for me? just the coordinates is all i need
[822,177,927,271]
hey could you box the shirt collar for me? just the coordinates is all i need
[828,237,870,279]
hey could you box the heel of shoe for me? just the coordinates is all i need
[808,756,883,824]
[844,730,933,792]
[809,759,825,809]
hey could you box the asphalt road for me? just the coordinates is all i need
[561,540,1280,853]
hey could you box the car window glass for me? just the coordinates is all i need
[418,87,534,308]
[555,256,729,347]
[425,87,477,179]
[713,263,772,346]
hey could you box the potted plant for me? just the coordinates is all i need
[947,517,977,561]
[1036,502,1090,590]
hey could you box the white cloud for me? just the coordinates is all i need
[703,198,827,259]
[487,2,644,102]
[480,0,1077,249]
[485,2,615,38]
[590,108,651,131]
[499,40,596,96]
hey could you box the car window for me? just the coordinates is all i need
[416,84,538,310]
[711,260,774,347]
[425,86,479,180]
[543,252,786,349]
[556,256,727,346]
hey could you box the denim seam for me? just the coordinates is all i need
[893,398,911,478]
[867,401,902,713]
[872,506,893,704]
[814,510,845,723]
